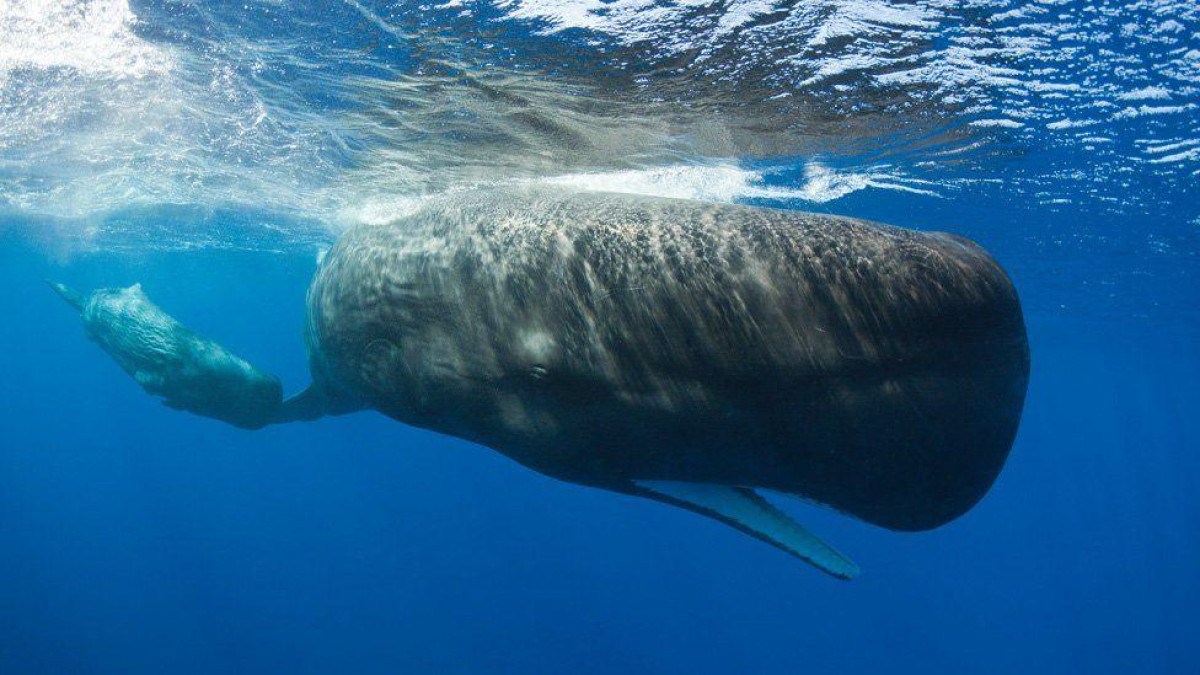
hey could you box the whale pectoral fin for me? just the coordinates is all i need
[633,480,860,580]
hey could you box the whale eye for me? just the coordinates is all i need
[529,364,549,380]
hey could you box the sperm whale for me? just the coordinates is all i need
[54,187,1030,578]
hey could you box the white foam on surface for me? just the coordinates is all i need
[970,119,1025,129]
[341,195,426,227]
[1140,139,1200,155]
[1118,86,1172,101]
[338,160,943,228]
[1047,119,1098,131]
[539,165,770,203]
[536,162,939,205]
[1113,104,1197,120]
[0,0,170,81]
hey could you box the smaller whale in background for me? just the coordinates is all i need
[53,188,1031,579]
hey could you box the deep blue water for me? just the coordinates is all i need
[2,1,1199,673]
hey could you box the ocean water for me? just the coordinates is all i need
[1,1,1198,673]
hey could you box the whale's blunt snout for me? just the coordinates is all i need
[888,231,1030,531]
[781,226,1030,534]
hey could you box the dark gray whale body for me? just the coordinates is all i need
[56,187,1030,578]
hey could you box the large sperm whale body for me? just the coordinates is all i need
[53,187,1030,579]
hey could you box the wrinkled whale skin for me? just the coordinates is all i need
[305,187,1030,532]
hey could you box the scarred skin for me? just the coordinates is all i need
[304,187,1030,531]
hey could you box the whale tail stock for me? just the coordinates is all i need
[274,383,349,424]
[50,281,339,430]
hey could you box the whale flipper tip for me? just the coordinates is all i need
[47,281,85,312]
